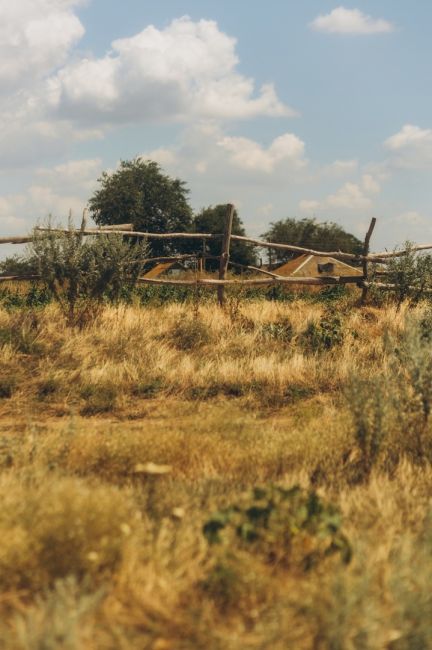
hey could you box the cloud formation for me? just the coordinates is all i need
[310,7,394,35]
[48,16,293,125]
[385,124,432,168]
[0,0,85,92]
[300,174,381,212]
[217,133,306,173]
[144,124,307,182]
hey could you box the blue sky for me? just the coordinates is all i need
[1,0,432,255]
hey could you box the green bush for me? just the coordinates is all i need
[345,314,432,479]
[203,485,351,570]
[345,375,390,481]
[30,220,147,327]
[260,317,294,343]
[384,244,432,307]
[301,312,344,353]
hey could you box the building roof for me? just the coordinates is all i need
[274,254,363,277]
[143,261,186,279]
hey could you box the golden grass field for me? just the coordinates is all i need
[0,295,432,648]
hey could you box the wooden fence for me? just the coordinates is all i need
[0,205,430,305]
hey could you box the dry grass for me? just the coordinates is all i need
[0,297,431,648]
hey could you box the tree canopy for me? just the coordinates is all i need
[88,158,193,256]
[193,205,257,271]
[261,218,363,265]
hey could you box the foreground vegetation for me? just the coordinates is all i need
[1,290,432,648]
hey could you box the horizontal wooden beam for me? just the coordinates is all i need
[0,275,40,282]
[0,236,34,244]
[136,275,365,287]
[35,227,220,240]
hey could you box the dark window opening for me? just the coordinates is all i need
[317,262,335,274]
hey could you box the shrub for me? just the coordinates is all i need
[345,375,390,481]
[345,314,432,478]
[260,317,294,343]
[30,220,147,327]
[384,244,432,307]
[203,485,351,570]
[301,312,344,353]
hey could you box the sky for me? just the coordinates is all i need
[1,0,432,257]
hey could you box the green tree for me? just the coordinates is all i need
[193,205,257,272]
[261,218,363,265]
[88,158,193,257]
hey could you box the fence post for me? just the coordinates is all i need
[360,217,377,305]
[217,203,235,306]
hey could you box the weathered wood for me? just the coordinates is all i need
[137,275,365,288]
[0,236,34,244]
[362,280,432,294]
[142,254,218,265]
[35,227,220,240]
[228,261,282,278]
[368,244,432,260]
[230,234,364,262]
[0,275,40,282]
[95,223,133,231]
[218,204,235,306]
[360,218,377,304]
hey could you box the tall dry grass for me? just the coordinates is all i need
[0,298,431,648]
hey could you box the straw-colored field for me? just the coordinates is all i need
[0,297,431,648]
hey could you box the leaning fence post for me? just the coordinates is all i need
[217,203,235,306]
[360,217,377,305]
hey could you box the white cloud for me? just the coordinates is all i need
[300,174,381,212]
[326,181,372,209]
[310,7,394,35]
[384,124,432,168]
[35,158,102,194]
[361,173,380,195]
[0,195,28,232]
[141,125,308,186]
[0,0,85,91]
[0,158,101,241]
[49,16,294,124]
[217,133,306,173]
[299,200,320,212]
[144,148,179,168]
[323,159,358,176]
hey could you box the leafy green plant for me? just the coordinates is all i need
[302,312,344,353]
[261,317,294,343]
[345,375,389,481]
[385,244,432,308]
[30,220,147,327]
[203,485,351,570]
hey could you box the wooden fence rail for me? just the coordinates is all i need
[31,226,432,264]
[0,207,430,301]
